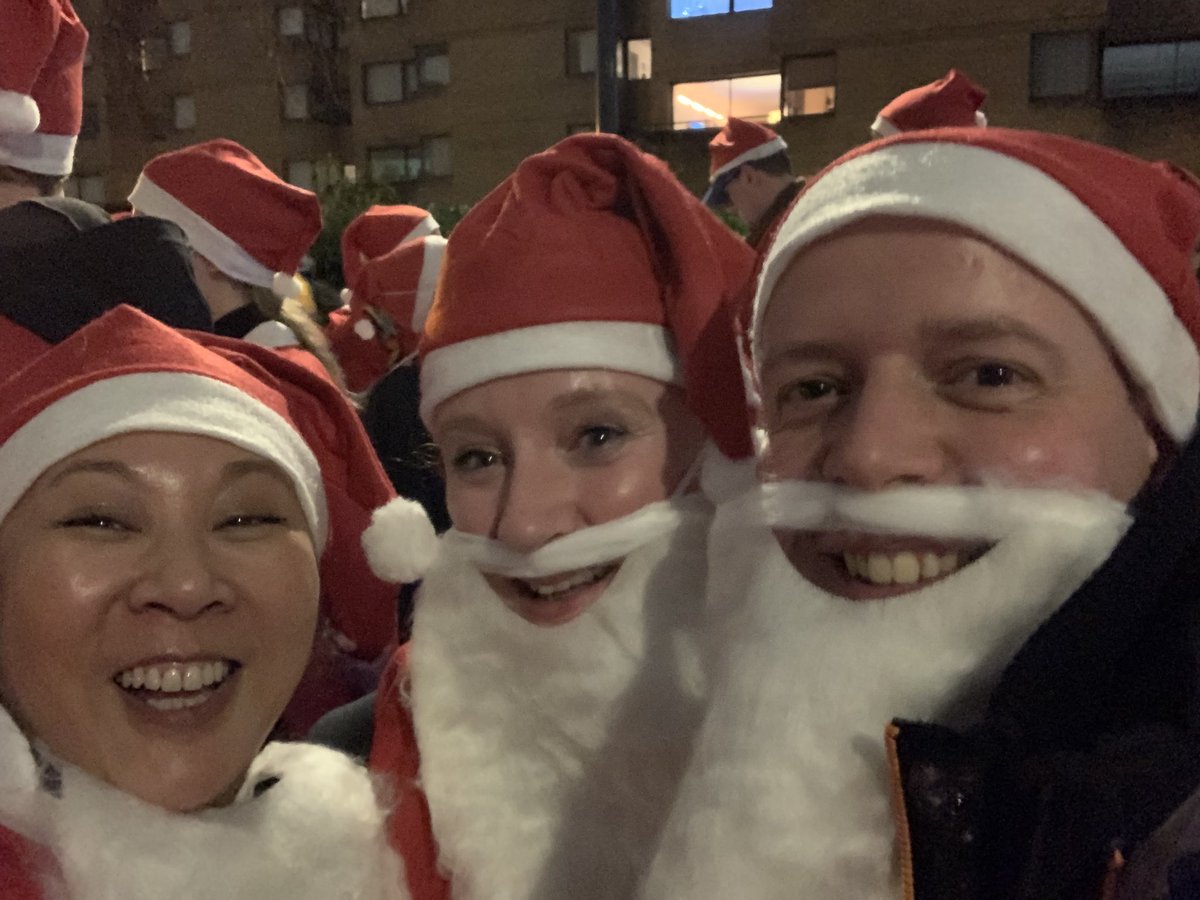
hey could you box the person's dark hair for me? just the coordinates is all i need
[0,164,68,197]
[744,150,794,178]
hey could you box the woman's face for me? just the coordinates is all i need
[0,432,320,812]
[430,369,706,626]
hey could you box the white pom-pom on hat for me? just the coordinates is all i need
[362,496,439,583]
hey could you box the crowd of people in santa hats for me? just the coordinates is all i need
[8,3,1200,896]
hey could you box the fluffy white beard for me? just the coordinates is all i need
[409,497,712,900]
[640,484,1131,900]
[0,705,407,900]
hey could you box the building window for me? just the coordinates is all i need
[417,44,450,89]
[139,36,168,73]
[422,135,452,177]
[169,21,191,56]
[288,161,315,190]
[567,29,597,76]
[1030,32,1096,98]
[670,0,770,18]
[361,0,403,19]
[618,38,652,80]
[673,73,780,129]
[369,146,421,182]
[173,95,196,130]
[283,84,310,120]
[80,103,101,140]
[783,54,836,117]
[279,7,305,37]
[1102,40,1200,99]
[364,61,406,104]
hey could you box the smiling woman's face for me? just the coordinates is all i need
[756,219,1160,600]
[429,369,706,626]
[0,431,320,812]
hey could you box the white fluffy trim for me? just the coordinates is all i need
[0,90,39,135]
[273,271,305,300]
[363,496,439,583]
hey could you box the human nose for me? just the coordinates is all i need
[816,370,950,490]
[126,526,234,618]
[491,454,583,554]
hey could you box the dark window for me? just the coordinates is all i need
[369,146,421,182]
[567,29,597,76]
[421,135,452,177]
[782,54,836,117]
[1102,40,1200,98]
[364,62,406,104]
[1031,32,1096,98]
[361,0,402,18]
[80,103,101,140]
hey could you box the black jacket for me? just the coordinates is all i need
[894,432,1200,898]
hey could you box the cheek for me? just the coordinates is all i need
[757,430,819,482]
[580,453,674,521]
[444,482,499,537]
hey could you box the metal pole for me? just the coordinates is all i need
[596,0,621,133]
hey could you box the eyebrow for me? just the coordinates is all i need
[222,458,295,491]
[549,388,655,417]
[47,459,139,489]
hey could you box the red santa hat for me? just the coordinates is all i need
[753,127,1200,444]
[0,305,435,658]
[340,204,440,290]
[0,0,88,176]
[871,69,988,138]
[128,140,323,301]
[703,118,789,208]
[416,132,757,460]
[327,235,447,394]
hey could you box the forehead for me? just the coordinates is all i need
[36,432,281,485]
[759,218,1105,359]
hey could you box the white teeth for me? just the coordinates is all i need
[527,566,610,598]
[146,692,211,712]
[115,660,231,696]
[843,550,963,585]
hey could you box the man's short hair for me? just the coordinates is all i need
[744,150,794,178]
[0,164,68,198]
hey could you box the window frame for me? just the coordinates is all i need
[360,0,404,20]
[781,53,837,119]
[363,60,407,105]
[367,144,422,183]
[282,83,311,121]
[1029,31,1098,100]
[566,28,598,78]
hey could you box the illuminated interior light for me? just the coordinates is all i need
[675,93,726,122]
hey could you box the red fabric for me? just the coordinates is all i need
[0,825,56,900]
[140,140,322,274]
[369,645,449,900]
[707,117,784,177]
[421,133,757,460]
[877,69,986,132]
[0,0,59,120]
[341,205,438,288]
[329,236,444,393]
[809,127,1200,355]
[30,0,86,140]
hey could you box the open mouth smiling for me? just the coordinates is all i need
[113,659,240,712]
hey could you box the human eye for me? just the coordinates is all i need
[217,513,288,530]
[450,447,502,473]
[941,359,1041,409]
[575,424,629,452]
[56,512,135,532]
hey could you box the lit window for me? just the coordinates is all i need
[279,7,305,37]
[343,164,358,182]
[418,45,450,88]
[288,161,315,190]
[365,61,406,104]
[422,135,452,177]
[1031,32,1096,98]
[619,38,652,80]
[670,0,770,18]
[673,73,780,129]
[283,84,309,120]
[139,37,167,73]
[169,21,191,56]
[361,0,402,18]
[567,29,597,76]
[1102,40,1200,98]
[79,175,106,206]
[782,54,836,117]
[369,146,421,182]
[173,95,196,130]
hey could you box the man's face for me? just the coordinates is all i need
[725,166,773,228]
[756,218,1160,598]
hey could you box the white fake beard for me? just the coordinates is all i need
[640,481,1132,900]
[37,742,406,900]
[409,496,712,900]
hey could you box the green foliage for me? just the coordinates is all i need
[307,168,472,288]
[713,204,748,237]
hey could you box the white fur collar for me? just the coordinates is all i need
[410,498,711,900]
[0,705,408,900]
[641,493,1130,899]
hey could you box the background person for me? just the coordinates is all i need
[644,128,1200,898]
[0,0,87,208]
[0,305,426,899]
[354,133,755,900]
[128,139,344,387]
[702,117,803,253]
